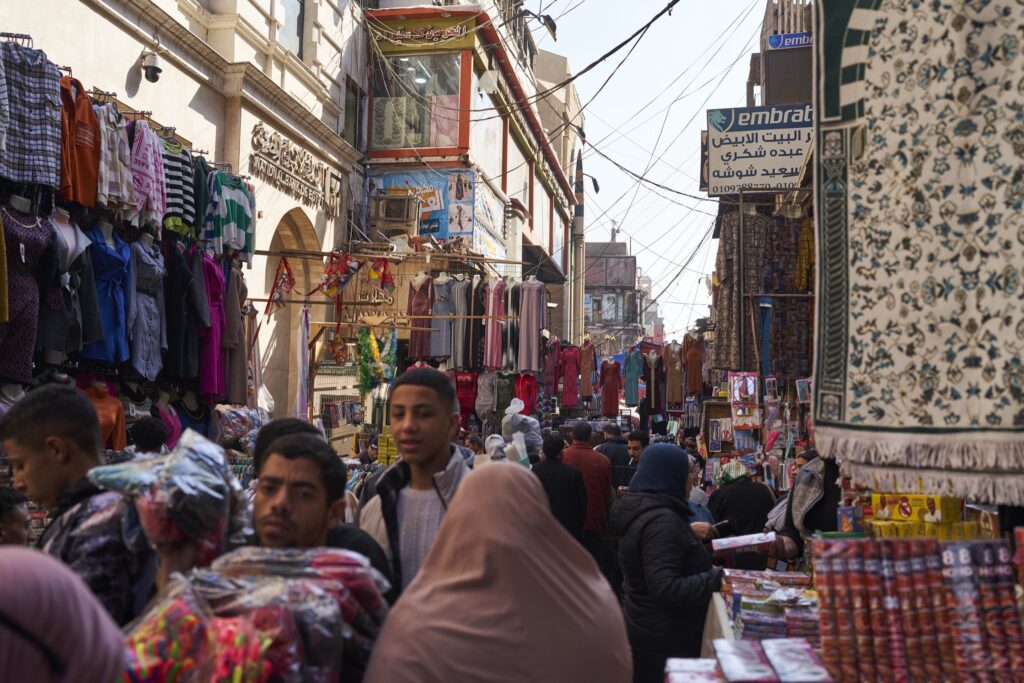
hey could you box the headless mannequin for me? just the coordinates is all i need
[51,373,73,386]
[158,390,172,411]
[139,231,155,250]
[412,271,430,289]
[472,274,482,289]
[454,272,466,281]
[92,379,109,394]
[434,271,451,285]
[54,208,79,268]
[527,275,537,282]
[182,390,199,412]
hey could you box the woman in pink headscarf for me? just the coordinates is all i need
[365,462,632,682]
[0,547,124,682]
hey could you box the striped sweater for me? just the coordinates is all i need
[161,139,195,231]
[204,172,253,264]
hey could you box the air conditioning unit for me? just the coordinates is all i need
[369,192,421,239]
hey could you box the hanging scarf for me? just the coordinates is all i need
[293,306,310,419]
[369,258,395,292]
[264,257,295,316]
[358,327,384,394]
[317,251,363,297]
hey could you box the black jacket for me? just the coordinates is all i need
[610,492,721,657]
[707,478,776,570]
[531,459,588,540]
[597,437,633,489]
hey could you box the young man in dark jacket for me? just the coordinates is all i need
[596,423,632,489]
[1,385,151,625]
[359,368,469,592]
[532,434,587,540]
[610,443,722,683]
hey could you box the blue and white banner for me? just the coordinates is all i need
[767,32,813,50]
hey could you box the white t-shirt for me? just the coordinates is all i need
[396,487,446,589]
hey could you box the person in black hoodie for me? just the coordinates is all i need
[532,434,587,540]
[610,443,722,683]
[596,423,632,489]
[707,461,776,570]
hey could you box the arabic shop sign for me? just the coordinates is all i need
[249,123,342,219]
[373,19,473,51]
[705,103,813,196]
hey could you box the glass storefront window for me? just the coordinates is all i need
[371,53,461,149]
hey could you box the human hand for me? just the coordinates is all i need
[691,522,717,541]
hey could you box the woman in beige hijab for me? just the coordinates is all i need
[365,462,632,682]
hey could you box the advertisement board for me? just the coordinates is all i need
[367,168,475,241]
[706,104,813,196]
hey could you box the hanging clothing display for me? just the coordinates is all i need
[407,276,433,360]
[429,278,454,360]
[176,399,214,439]
[496,372,516,418]
[504,282,521,371]
[599,359,622,418]
[203,172,254,263]
[642,346,666,415]
[127,120,167,228]
[451,278,471,369]
[222,262,248,405]
[579,341,597,399]
[0,208,53,383]
[684,334,703,395]
[127,240,166,382]
[543,337,561,395]
[58,76,100,208]
[160,139,195,235]
[475,371,498,434]
[80,227,131,365]
[560,345,581,408]
[514,373,537,416]
[663,341,684,405]
[0,42,61,187]
[452,371,479,431]
[93,103,135,214]
[198,254,226,401]
[516,280,546,372]
[155,402,182,449]
[36,218,103,359]
[623,348,642,407]
[484,279,506,370]
[86,384,127,451]
[467,278,486,370]
[713,210,769,371]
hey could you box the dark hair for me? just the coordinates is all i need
[542,434,566,460]
[466,435,485,450]
[0,385,100,455]
[627,430,650,448]
[0,486,27,518]
[258,433,346,504]
[254,418,322,471]
[683,437,697,450]
[571,421,592,444]
[129,417,169,453]
[391,368,457,413]
[603,423,622,437]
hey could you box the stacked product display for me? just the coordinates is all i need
[814,537,1024,683]
[665,638,832,682]
[719,569,819,644]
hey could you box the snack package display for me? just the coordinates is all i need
[761,639,833,683]
[90,430,247,566]
[872,493,961,524]
[713,532,777,557]
[666,656,725,682]
[713,640,779,682]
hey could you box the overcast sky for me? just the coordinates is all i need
[533,0,763,341]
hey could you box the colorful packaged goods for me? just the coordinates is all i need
[761,639,833,683]
[871,493,961,524]
[812,537,1024,683]
[719,570,818,644]
[713,640,778,682]
[665,659,724,682]
[835,506,863,533]
[713,532,777,558]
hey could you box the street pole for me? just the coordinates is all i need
[572,151,586,345]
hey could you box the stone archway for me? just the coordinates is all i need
[261,207,324,418]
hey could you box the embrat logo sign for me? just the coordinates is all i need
[767,32,813,50]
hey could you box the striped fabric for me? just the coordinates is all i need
[93,103,136,214]
[161,139,195,225]
[0,42,61,187]
[128,122,166,228]
[0,51,8,152]
[204,171,254,264]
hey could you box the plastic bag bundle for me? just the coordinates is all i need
[216,406,264,443]
[500,399,543,463]
[90,430,246,566]
[121,580,216,683]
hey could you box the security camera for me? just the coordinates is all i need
[142,51,162,83]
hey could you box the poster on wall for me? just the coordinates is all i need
[368,168,476,241]
[473,178,507,260]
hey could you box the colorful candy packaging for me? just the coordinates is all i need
[90,430,248,566]
[761,639,833,683]
[665,658,725,682]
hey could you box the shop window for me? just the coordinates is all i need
[344,79,365,150]
[371,53,461,150]
[280,0,305,58]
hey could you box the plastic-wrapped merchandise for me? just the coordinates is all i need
[121,579,216,683]
[500,399,542,463]
[90,429,248,565]
[761,639,833,683]
[217,406,265,443]
[713,640,779,682]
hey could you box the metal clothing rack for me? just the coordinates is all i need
[0,33,33,47]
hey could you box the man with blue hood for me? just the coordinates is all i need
[610,443,723,683]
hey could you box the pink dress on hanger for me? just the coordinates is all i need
[484,279,506,370]
[560,345,581,408]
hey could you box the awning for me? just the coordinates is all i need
[522,244,566,284]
